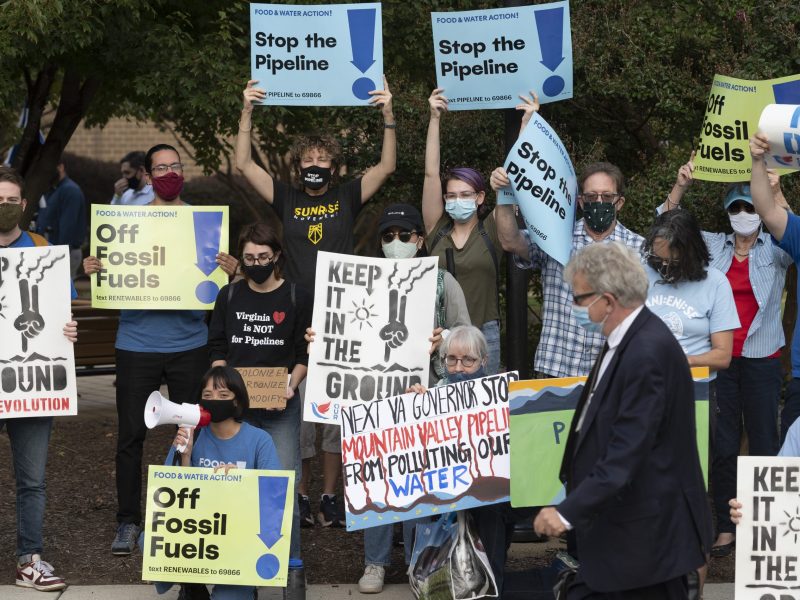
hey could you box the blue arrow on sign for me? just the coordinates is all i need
[192,211,223,276]
[257,475,289,549]
[534,7,565,72]
[347,8,376,73]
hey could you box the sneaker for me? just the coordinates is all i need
[299,494,314,528]
[16,555,67,591]
[111,522,141,555]
[318,494,345,528]
[358,564,385,594]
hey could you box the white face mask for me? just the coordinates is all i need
[729,211,761,236]
[382,239,418,259]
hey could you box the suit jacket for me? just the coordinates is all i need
[558,307,712,593]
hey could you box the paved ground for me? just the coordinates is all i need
[0,582,736,599]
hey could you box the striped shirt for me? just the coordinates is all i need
[514,220,644,378]
[702,231,791,358]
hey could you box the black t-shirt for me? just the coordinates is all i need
[208,279,311,369]
[272,179,362,296]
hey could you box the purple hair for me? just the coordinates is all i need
[442,167,486,194]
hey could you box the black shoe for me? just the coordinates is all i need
[298,494,314,528]
[178,583,211,600]
[710,540,735,558]
[317,494,345,527]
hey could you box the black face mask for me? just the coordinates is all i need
[582,202,616,233]
[198,399,238,423]
[126,175,140,190]
[243,262,274,284]
[300,166,331,191]
[647,256,678,283]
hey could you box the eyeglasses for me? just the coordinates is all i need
[444,191,478,201]
[242,253,275,266]
[643,251,680,267]
[727,202,755,215]
[580,192,620,204]
[381,230,418,243]
[151,163,184,176]
[572,291,598,305]
[444,355,479,368]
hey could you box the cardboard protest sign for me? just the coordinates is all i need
[236,367,289,410]
[431,2,572,110]
[498,112,577,265]
[693,73,800,182]
[142,466,294,587]
[303,252,438,425]
[735,456,800,599]
[89,205,229,310]
[508,368,710,507]
[250,3,383,106]
[340,371,519,531]
[0,245,77,418]
[758,104,800,170]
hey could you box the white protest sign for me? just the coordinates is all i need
[340,371,519,531]
[735,456,800,599]
[303,252,438,425]
[499,112,577,265]
[250,3,383,106]
[758,104,800,170]
[0,245,77,417]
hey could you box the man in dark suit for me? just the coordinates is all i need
[533,242,712,599]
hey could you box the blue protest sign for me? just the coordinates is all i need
[431,2,572,111]
[500,113,576,265]
[250,3,383,106]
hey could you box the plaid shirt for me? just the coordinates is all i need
[515,220,644,378]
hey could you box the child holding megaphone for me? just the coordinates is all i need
[148,366,282,600]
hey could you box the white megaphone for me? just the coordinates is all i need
[144,391,212,453]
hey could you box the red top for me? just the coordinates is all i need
[727,256,780,358]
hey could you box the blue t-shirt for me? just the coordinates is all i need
[165,421,282,470]
[7,231,78,299]
[645,266,740,373]
[116,309,207,353]
[779,419,800,457]
[777,213,800,377]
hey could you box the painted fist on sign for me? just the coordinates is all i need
[14,279,45,352]
[379,289,408,361]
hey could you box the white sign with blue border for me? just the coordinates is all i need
[431,2,572,110]
[250,3,383,106]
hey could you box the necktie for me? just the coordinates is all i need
[576,342,610,432]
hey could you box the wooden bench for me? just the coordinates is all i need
[72,300,119,376]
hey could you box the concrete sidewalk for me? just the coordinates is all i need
[0,583,736,599]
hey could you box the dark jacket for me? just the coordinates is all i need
[558,307,712,592]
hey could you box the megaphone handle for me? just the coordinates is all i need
[174,425,194,455]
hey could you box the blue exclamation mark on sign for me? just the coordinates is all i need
[193,211,223,304]
[347,8,377,100]
[255,475,289,580]
[534,6,566,97]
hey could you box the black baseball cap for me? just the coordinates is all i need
[378,203,424,232]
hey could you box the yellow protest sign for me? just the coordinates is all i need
[142,466,294,587]
[236,367,289,410]
[694,73,800,182]
[89,205,229,309]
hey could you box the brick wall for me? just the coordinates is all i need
[65,118,212,180]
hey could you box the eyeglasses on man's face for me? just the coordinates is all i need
[580,192,620,204]
[151,163,184,177]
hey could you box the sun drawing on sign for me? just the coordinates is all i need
[780,506,800,544]
[348,298,377,330]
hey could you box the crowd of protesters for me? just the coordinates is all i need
[1,80,798,600]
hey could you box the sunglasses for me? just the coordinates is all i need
[727,202,755,215]
[381,230,418,243]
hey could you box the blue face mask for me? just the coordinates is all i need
[445,200,477,223]
[447,366,486,384]
[571,295,606,334]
